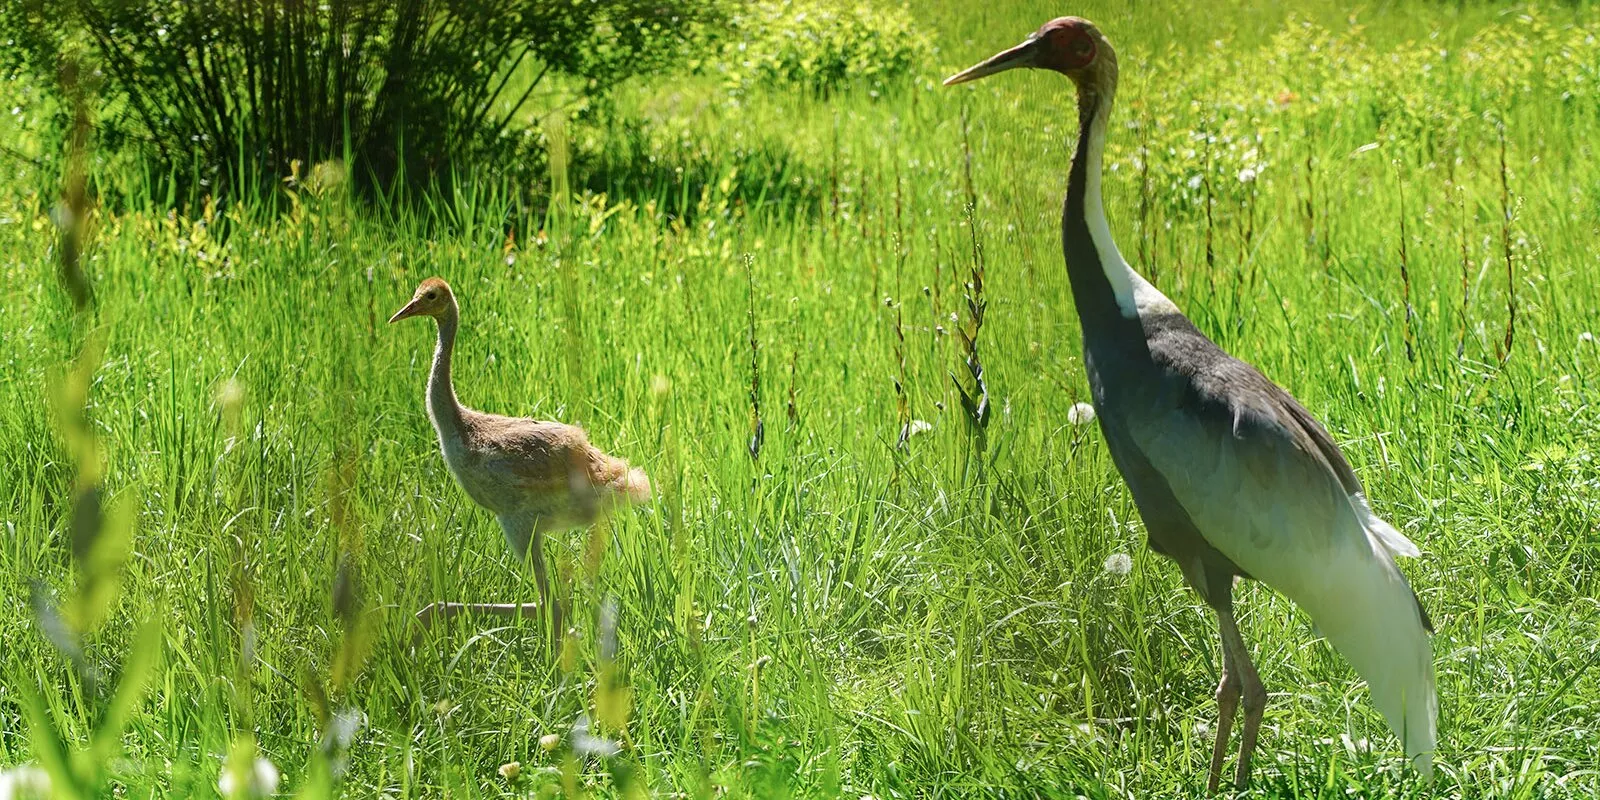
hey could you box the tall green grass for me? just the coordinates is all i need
[3,0,1600,796]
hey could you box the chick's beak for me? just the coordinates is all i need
[943,36,1042,86]
[388,298,424,324]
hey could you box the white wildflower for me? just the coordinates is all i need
[0,765,51,800]
[539,733,562,752]
[1580,331,1594,344]
[497,761,521,781]
[1067,402,1096,425]
[218,754,280,799]
[1103,552,1133,576]
[1236,167,1258,183]
[908,419,934,437]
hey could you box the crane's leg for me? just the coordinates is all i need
[414,601,544,629]
[1218,603,1267,788]
[410,573,556,637]
[413,518,559,644]
[1199,566,1242,794]
[528,531,564,645]
[1206,637,1242,793]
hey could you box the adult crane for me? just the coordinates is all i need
[945,17,1436,791]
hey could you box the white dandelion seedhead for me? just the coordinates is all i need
[1103,552,1133,576]
[1067,402,1096,426]
[497,761,521,782]
[218,754,280,799]
[1339,733,1371,758]
[322,707,366,752]
[572,714,621,759]
[0,765,51,800]
[214,377,246,411]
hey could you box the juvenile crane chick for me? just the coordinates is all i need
[390,277,650,638]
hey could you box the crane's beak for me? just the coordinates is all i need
[388,299,424,323]
[943,36,1041,85]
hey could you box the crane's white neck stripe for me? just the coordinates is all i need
[1081,88,1173,319]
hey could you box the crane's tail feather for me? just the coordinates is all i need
[609,466,652,506]
[1353,493,1420,558]
[1305,533,1437,778]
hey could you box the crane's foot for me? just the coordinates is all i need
[413,601,451,629]
[409,602,457,649]
[409,602,552,649]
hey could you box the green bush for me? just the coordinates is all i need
[705,0,928,96]
[0,0,720,199]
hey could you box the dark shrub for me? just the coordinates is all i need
[2,0,721,199]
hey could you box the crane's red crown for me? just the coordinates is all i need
[1035,18,1100,73]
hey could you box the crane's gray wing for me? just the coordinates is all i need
[1276,392,1423,561]
[1280,398,1363,496]
[1119,355,1369,590]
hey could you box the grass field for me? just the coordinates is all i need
[4,0,1600,796]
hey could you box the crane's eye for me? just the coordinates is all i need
[1073,38,1093,55]
[426,291,437,300]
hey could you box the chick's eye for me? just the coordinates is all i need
[426,291,437,299]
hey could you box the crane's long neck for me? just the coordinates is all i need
[1063,78,1148,339]
[428,305,464,438]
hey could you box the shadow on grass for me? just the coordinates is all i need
[576,119,826,224]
